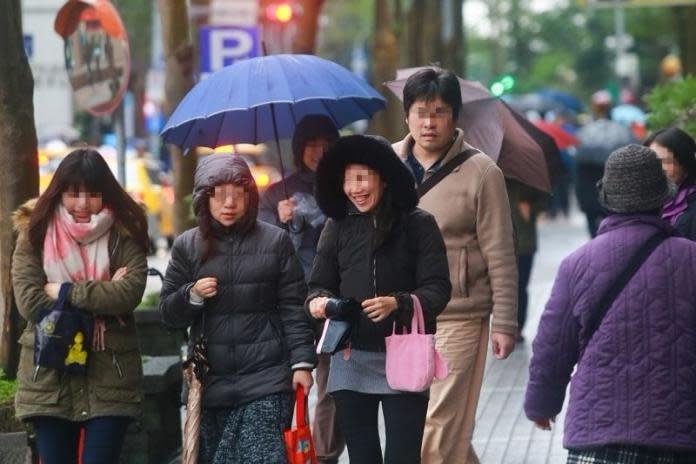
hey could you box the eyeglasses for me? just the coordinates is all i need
[411,108,452,119]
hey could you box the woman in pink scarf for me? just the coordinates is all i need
[11,148,149,464]
[645,128,696,240]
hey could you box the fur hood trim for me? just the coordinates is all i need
[315,135,418,220]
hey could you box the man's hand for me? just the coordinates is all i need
[309,297,329,319]
[362,296,398,322]
[533,417,555,431]
[277,198,296,224]
[491,332,515,359]
[44,283,61,300]
[191,277,218,299]
[292,369,313,394]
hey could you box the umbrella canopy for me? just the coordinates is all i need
[503,93,562,116]
[537,89,583,114]
[575,119,637,165]
[611,104,646,126]
[533,120,579,150]
[161,54,386,150]
[385,68,564,193]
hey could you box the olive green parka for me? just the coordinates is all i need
[11,199,147,421]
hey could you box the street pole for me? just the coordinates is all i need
[613,5,627,79]
[115,101,127,188]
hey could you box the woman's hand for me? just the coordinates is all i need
[533,417,555,431]
[44,283,61,300]
[112,267,128,281]
[362,296,398,322]
[309,297,329,319]
[191,277,218,299]
[277,198,296,224]
[292,369,313,394]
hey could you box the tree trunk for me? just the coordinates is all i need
[406,0,424,66]
[159,0,197,235]
[675,6,696,76]
[370,0,404,141]
[292,0,325,54]
[0,0,39,377]
[443,0,465,75]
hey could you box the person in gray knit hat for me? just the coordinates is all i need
[598,144,676,213]
[160,154,316,464]
[526,143,696,464]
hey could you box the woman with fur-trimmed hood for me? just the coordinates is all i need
[12,148,149,463]
[307,135,451,463]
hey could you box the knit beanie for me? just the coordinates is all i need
[598,144,676,213]
[291,115,339,171]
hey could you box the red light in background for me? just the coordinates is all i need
[266,3,293,23]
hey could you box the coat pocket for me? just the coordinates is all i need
[94,386,141,404]
[16,345,62,405]
[458,247,469,298]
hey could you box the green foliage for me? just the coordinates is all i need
[0,369,17,404]
[644,76,696,137]
[138,291,161,310]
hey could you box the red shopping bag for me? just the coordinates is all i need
[284,385,318,464]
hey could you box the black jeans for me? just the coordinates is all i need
[332,389,429,464]
[31,416,131,464]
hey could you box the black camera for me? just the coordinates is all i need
[324,297,361,321]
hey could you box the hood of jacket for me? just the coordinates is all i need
[315,135,418,220]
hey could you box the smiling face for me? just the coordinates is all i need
[343,164,385,213]
[61,186,104,223]
[208,183,249,226]
[406,96,457,158]
[302,136,331,172]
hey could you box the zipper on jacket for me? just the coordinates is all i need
[112,351,124,379]
[372,216,378,297]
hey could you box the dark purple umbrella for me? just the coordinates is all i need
[385,67,564,193]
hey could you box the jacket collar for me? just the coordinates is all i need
[597,214,673,236]
[396,128,478,166]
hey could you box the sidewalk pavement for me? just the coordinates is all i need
[316,211,590,464]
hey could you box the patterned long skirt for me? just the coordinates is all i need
[199,392,293,464]
[567,445,696,464]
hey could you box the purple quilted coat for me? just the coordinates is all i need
[525,214,696,451]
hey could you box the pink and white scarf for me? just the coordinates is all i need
[43,205,115,350]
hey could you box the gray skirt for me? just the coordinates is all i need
[199,392,293,464]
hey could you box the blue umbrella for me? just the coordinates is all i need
[537,89,583,114]
[161,54,386,150]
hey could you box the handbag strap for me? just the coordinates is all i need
[409,294,426,334]
[580,231,667,361]
[416,148,479,198]
[294,385,307,427]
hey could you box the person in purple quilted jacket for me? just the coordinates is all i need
[525,144,696,464]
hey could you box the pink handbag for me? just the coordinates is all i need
[385,294,448,392]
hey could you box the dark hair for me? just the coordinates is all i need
[193,157,259,262]
[402,69,462,120]
[291,115,339,171]
[643,127,696,182]
[29,148,149,252]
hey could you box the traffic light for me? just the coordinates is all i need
[265,2,294,23]
[490,74,516,97]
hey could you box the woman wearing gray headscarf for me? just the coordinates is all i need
[160,155,316,463]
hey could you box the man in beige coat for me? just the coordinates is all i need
[392,68,518,464]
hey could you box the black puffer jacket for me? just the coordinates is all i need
[160,221,316,408]
[308,135,451,351]
[674,191,696,241]
[308,209,452,351]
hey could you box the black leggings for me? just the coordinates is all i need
[332,389,429,464]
